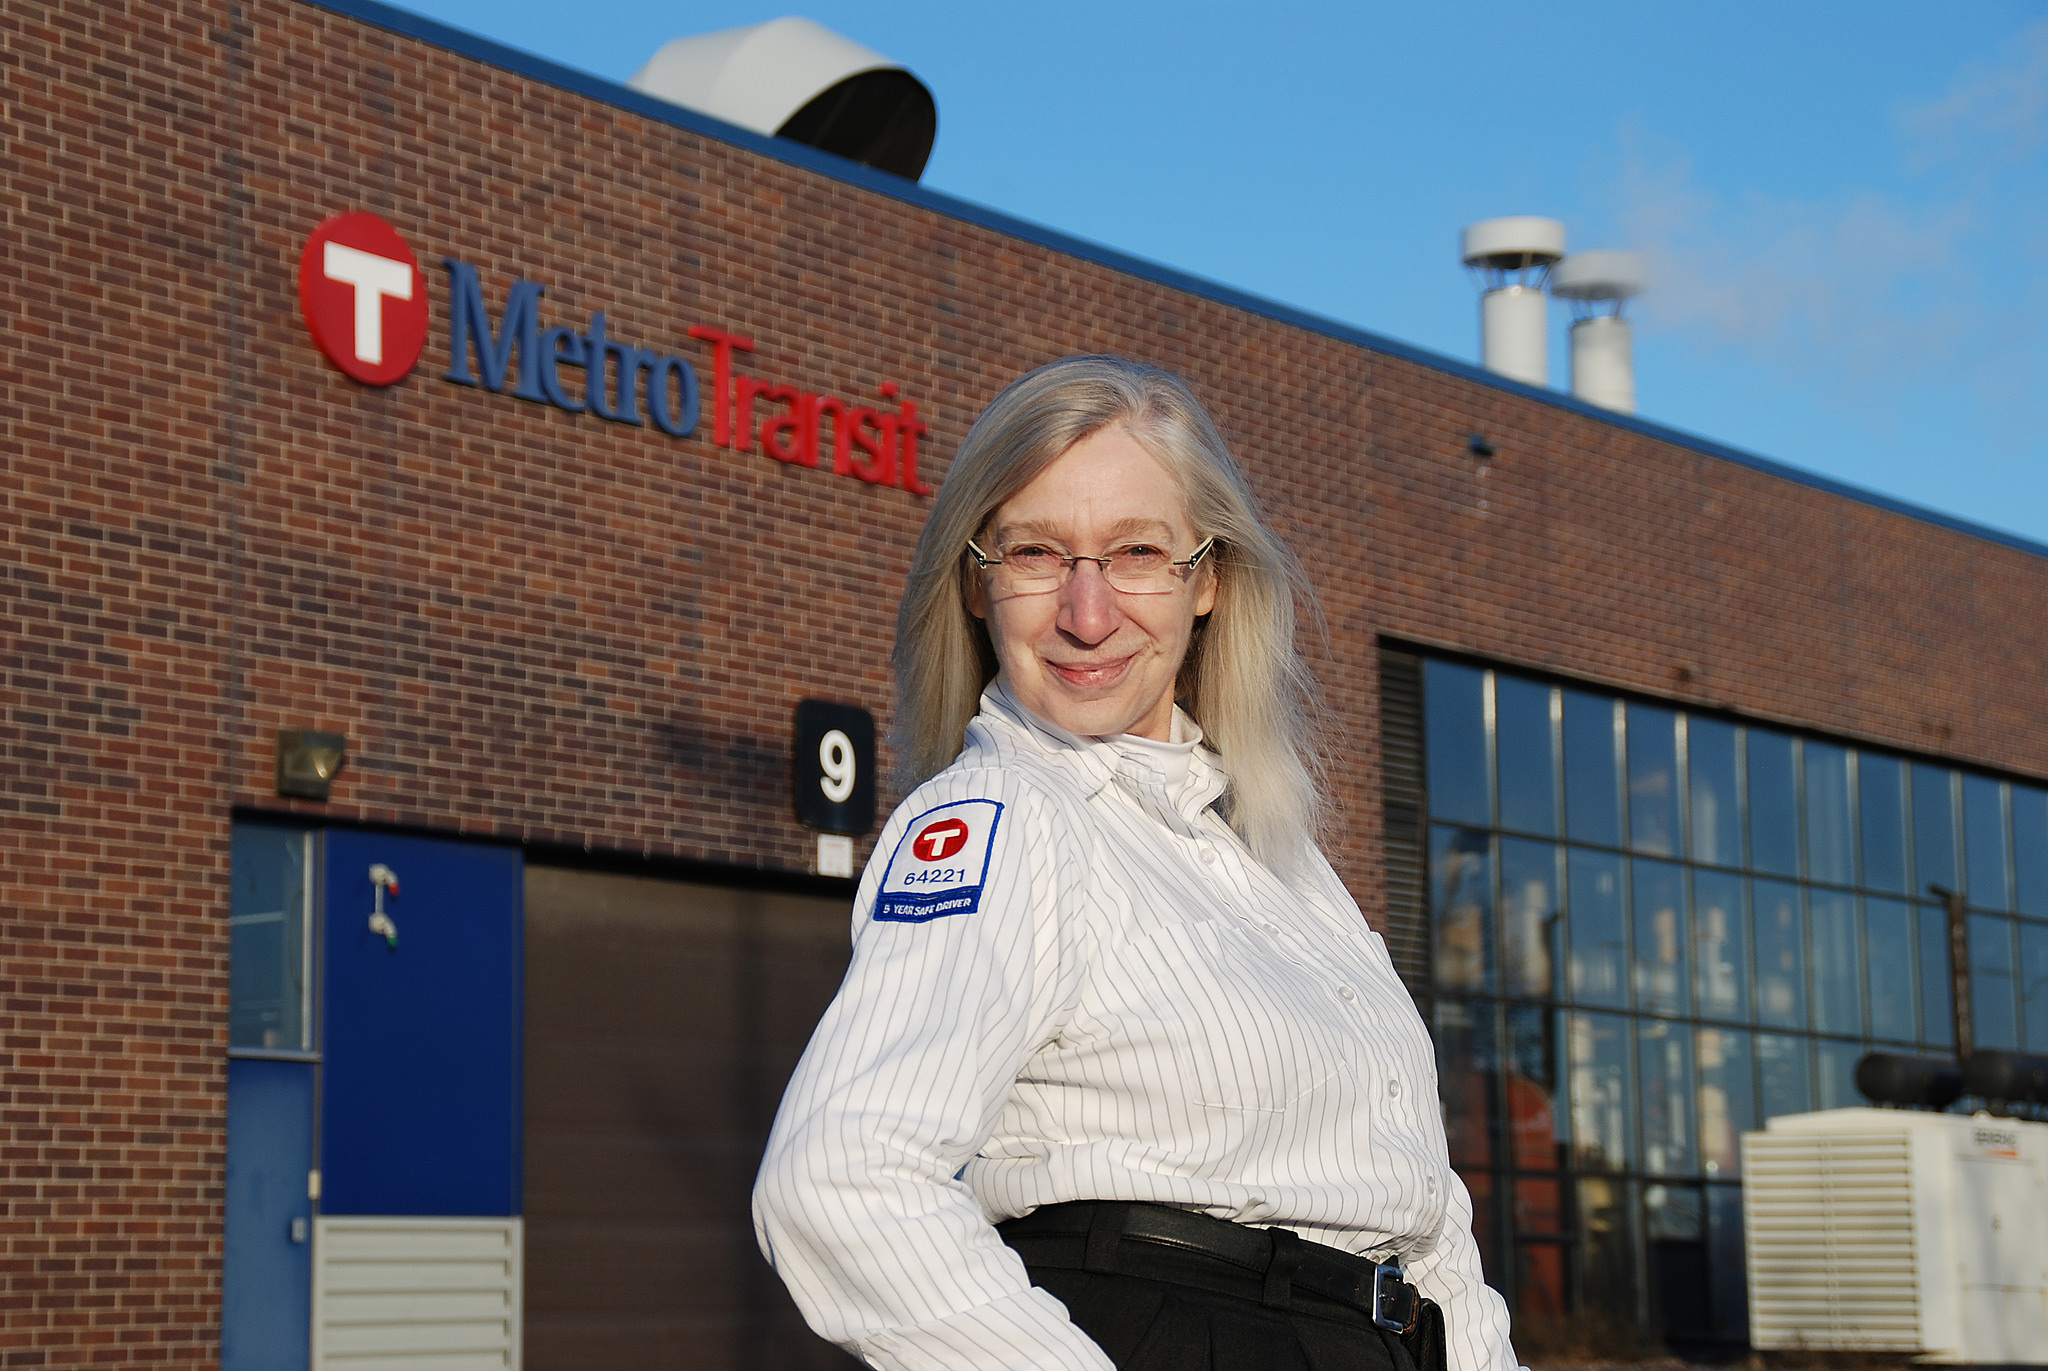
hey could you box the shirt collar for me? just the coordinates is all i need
[981,683,1230,826]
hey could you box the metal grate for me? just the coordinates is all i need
[314,1216,523,1369]
[1743,1131,1921,1351]
[1377,645,1431,1007]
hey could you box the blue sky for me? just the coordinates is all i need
[386,0,2048,546]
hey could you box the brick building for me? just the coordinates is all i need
[4,0,2046,1366]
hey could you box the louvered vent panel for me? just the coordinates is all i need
[1377,645,1431,1005]
[1744,1131,1921,1351]
[314,1217,522,1370]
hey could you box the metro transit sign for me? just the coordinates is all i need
[298,211,429,386]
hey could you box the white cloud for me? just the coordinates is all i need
[1612,19,2047,449]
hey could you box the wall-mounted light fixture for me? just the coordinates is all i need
[276,728,347,800]
[1467,432,1497,459]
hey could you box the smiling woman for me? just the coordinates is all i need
[752,356,1521,1371]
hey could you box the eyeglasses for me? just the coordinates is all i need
[965,535,1216,595]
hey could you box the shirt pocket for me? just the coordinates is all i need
[1129,919,1343,1114]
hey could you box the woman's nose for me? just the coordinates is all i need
[1056,559,1123,643]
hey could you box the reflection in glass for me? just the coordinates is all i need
[1859,754,1909,895]
[1644,1181,1702,1242]
[1569,1012,1633,1172]
[1808,890,1862,1037]
[1754,881,1807,1029]
[1460,1169,1501,1284]
[1696,1027,1754,1178]
[1629,705,1679,857]
[1748,731,1800,878]
[1432,826,1495,992]
[1563,691,1622,847]
[1506,1005,1564,1171]
[1864,898,1917,1043]
[1692,870,1748,1022]
[1577,1177,1638,1324]
[1500,839,1561,998]
[1963,775,2010,912]
[1568,850,1628,1008]
[230,825,312,1051]
[1805,742,1853,887]
[1514,1177,1567,1235]
[1437,1000,1500,1168]
[2015,786,2048,918]
[1920,904,1956,1050]
[1515,1240,1570,1319]
[1688,718,1741,868]
[1814,1038,1863,1110]
[1970,913,2019,1051]
[1632,860,1689,1016]
[1497,676,1559,837]
[1757,1033,1811,1122]
[1914,765,1957,896]
[1708,1186,1749,1340]
[2021,922,2048,1052]
[1637,1019,1695,1176]
[1426,660,1490,825]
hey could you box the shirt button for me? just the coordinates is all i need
[1388,1078,1402,1097]
[1426,1174,1440,1195]
[1336,986,1355,1001]
[1197,844,1218,864]
[1265,923,1282,936]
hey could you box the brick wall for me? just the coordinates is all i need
[3,0,2046,1362]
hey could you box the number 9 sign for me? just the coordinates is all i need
[793,699,876,835]
[818,729,857,803]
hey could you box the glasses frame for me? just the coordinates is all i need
[965,535,1216,594]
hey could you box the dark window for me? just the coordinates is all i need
[1756,1033,1811,1122]
[1913,765,1958,896]
[1692,869,1748,1022]
[1753,881,1807,1030]
[1500,839,1562,1000]
[1496,676,1559,837]
[230,825,313,1052]
[1632,859,1689,1016]
[2020,921,2048,1052]
[1687,718,1742,869]
[2015,786,2048,917]
[1804,743,1853,888]
[1970,913,2020,1051]
[1562,691,1623,848]
[1864,898,1917,1044]
[1568,850,1628,1009]
[1628,705,1680,858]
[1426,660,1489,826]
[1919,904,1956,1049]
[1963,775,2011,912]
[1433,827,1496,993]
[1808,890,1862,1037]
[1747,732,1800,878]
[1858,754,1909,895]
[1695,1027,1753,1178]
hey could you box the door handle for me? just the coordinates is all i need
[368,863,400,947]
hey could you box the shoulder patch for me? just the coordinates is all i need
[874,798,1005,923]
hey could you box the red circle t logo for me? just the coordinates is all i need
[299,211,429,386]
[912,817,971,862]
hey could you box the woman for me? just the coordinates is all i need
[754,356,1517,1371]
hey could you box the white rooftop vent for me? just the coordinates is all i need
[1552,250,1647,414]
[628,17,937,180]
[1460,217,1565,387]
[1742,1107,2048,1363]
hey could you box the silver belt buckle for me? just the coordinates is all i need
[1372,1261,1416,1333]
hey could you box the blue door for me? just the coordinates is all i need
[319,829,523,1216]
[222,1059,315,1369]
[223,824,523,1369]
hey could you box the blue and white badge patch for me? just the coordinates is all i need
[874,798,1004,923]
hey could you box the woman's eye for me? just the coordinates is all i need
[1007,545,1061,566]
[1116,545,1167,563]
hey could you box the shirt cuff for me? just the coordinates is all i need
[851,1285,1118,1371]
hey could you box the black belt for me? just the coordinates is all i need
[997,1200,1425,1335]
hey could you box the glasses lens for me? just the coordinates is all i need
[999,544,1065,591]
[1103,545,1176,593]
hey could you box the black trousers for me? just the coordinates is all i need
[1027,1265,1429,1371]
[1000,1203,1448,1371]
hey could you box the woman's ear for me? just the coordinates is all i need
[965,567,989,620]
[1193,563,1219,618]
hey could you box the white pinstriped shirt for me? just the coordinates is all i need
[754,687,1517,1371]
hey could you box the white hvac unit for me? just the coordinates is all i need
[1742,1107,2048,1363]
[312,1216,523,1370]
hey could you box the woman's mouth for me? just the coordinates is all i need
[1046,655,1134,690]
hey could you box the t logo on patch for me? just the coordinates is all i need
[913,817,971,862]
[299,211,429,386]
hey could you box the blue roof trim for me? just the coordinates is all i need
[303,0,2048,563]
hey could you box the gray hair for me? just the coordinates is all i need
[893,355,1325,871]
